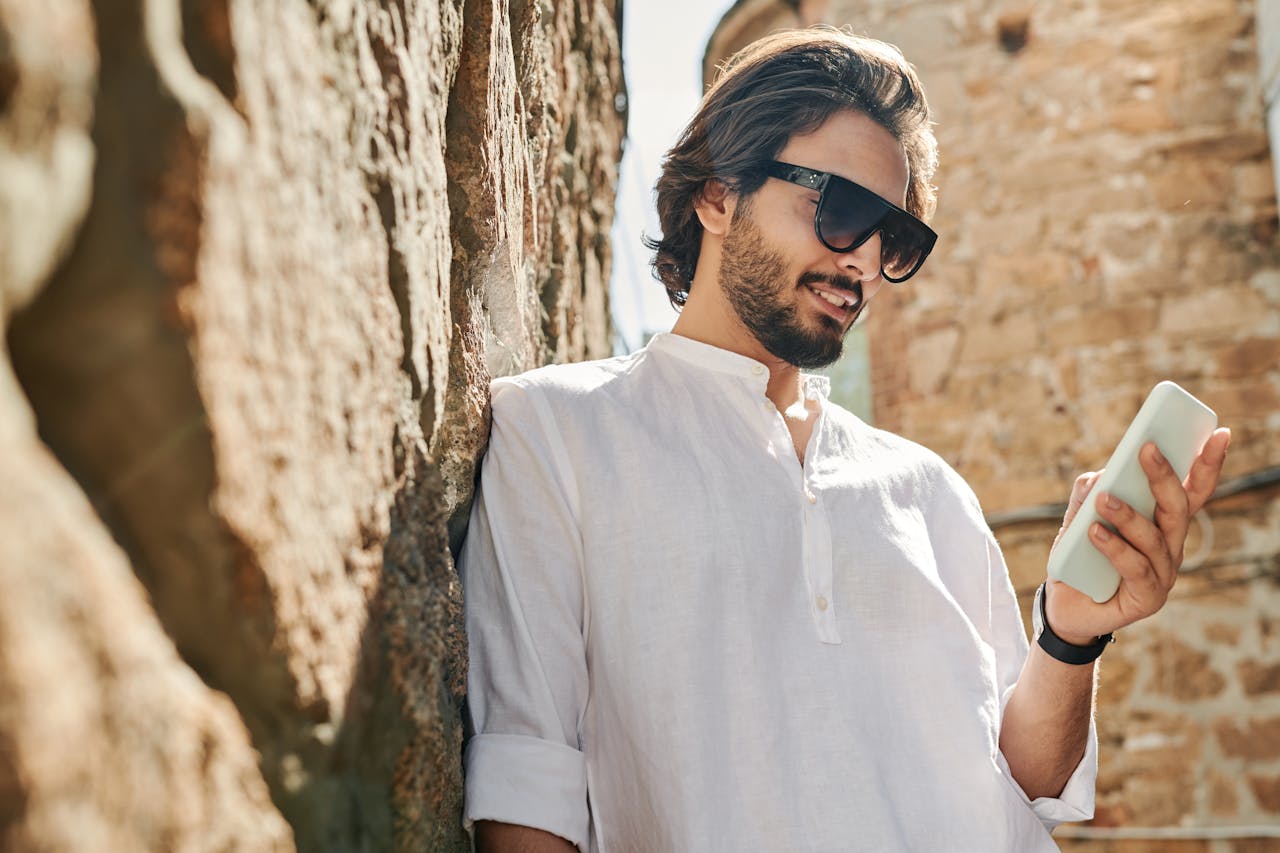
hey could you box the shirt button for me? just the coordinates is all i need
[752,364,765,375]
[817,595,829,611]
[805,491,817,504]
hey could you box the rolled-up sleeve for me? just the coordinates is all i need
[459,379,590,849]
[987,534,1098,830]
[1004,727,1098,828]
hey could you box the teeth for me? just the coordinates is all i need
[809,286,850,307]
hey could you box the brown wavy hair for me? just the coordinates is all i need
[645,28,938,307]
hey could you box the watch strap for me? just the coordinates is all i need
[1036,582,1113,665]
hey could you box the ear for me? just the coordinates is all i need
[693,179,737,237]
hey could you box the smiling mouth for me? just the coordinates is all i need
[807,285,856,308]
[803,282,863,320]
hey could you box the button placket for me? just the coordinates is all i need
[754,379,839,644]
[807,490,839,643]
[802,411,839,644]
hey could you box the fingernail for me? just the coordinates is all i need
[1105,493,1121,510]
[1093,523,1111,541]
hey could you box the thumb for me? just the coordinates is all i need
[1052,470,1101,550]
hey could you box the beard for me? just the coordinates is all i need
[717,202,864,369]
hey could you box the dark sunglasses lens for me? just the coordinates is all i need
[878,213,934,280]
[817,182,883,251]
[820,179,935,281]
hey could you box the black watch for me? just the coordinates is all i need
[1033,583,1113,665]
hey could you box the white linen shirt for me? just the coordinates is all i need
[461,331,1096,852]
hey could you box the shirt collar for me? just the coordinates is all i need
[645,332,831,400]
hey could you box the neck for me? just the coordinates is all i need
[672,270,807,415]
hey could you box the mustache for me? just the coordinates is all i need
[797,272,865,318]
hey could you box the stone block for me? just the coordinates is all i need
[1147,634,1227,700]
[976,251,1074,311]
[1107,99,1176,134]
[1149,161,1232,212]
[906,326,961,394]
[1247,774,1280,812]
[1119,767,1198,827]
[1097,649,1138,706]
[1239,659,1280,696]
[1208,769,1240,817]
[1234,159,1278,204]
[957,310,1041,363]
[1159,127,1272,163]
[1169,562,1255,606]
[1203,621,1243,645]
[1059,841,1210,853]
[1230,839,1280,853]
[1214,715,1280,759]
[1000,150,1111,197]
[1160,286,1271,337]
[1045,300,1159,350]
[1200,380,1280,422]
[1210,338,1280,379]
[962,213,1050,261]
[1100,256,1184,302]
[1079,391,1147,452]
[980,475,1069,515]
[1117,0,1244,58]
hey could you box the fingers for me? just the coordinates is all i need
[1184,427,1231,516]
[1053,471,1100,548]
[1087,518,1168,622]
[1092,489,1175,590]
[1068,470,1101,517]
[1139,442,1191,555]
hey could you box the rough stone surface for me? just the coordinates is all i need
[0,0,95,311]
[709,0,1280,845]
[2,0,624,849]
[0,441,294,851]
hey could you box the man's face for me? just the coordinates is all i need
[716,109,911,369]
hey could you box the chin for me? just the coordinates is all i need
[764,334,844,370]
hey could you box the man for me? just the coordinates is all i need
[459,28,1231,852]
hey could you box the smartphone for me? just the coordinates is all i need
[1046,381,1218,603]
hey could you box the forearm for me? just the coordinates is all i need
[998,643,1096,800]
[475,821,579,853]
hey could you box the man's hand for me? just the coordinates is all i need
[1000,427,1231,800]
[1045,427,1232,645]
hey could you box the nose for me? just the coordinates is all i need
[835,230,884,296]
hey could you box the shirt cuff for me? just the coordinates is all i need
[997,720,1098,831]
[464,732,590,849]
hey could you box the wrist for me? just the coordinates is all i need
[1034,582,1113,665]
[1054,624,1102,647]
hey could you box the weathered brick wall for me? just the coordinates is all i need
[709,0,1280,846]
[0,0,624,849]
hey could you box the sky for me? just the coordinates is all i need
[608,0,740,354]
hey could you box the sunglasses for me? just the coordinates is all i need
[764,161,937,283]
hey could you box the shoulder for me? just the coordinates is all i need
[823,400,985,516]
[489,351,641,425]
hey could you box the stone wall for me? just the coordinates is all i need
[708,1,1280,848]
[0,0,624,849]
